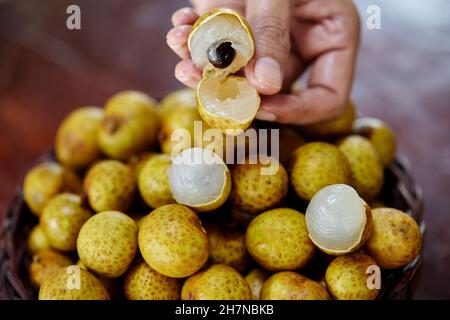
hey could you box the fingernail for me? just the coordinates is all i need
[254,57,282,90]
[256,110,277,121]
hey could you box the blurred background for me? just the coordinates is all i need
[0,0,449,299]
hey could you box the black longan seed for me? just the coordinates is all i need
[207,40,235,69]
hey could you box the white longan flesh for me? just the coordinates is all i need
[306,184,366,252]
[199,77,259,121]
[169,147,227,206]
[189,15,252,73]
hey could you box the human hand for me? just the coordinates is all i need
[166,0,360,125]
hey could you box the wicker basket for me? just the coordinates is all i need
[0,152,425,300]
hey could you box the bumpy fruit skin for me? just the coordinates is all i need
[261,271,330,300]
[337,135,384,200]
[325,251,380,300]
[365,208,422,269]
[23,162,82,216]
[205,224,249,273]
[98,90,160,160]
[29,249,73,288]
[181,264,252,300]
[245,208,315,271]
[77,211,138,278]
[159,106,201,155]
[40,193,92,252]
[27,225,50,254]
[231,158,289,214]
[124,261,181,300]
[158,88,197,117]
[84,160,136,212]
[299,100,355,138]
[55,106,104,168]
[290,142,351,201]
[128,152,156,178]
[138,154,175,209]
[245,268,270,300]
[139,204,209,278]
[39,266,110,300]
[353,118,397,166]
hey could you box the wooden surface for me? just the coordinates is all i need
[1,0,449,299]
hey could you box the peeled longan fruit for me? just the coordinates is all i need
[261,271,330,300]
[189,9,260,135]
[365,207,422,269]
[168,147,231,212]
[124,261,181,300]
[325,251,380,300]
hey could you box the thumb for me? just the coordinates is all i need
[245,0,291,95]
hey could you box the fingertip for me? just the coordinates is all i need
[175,60,201,88]
[171,7,198,27]
[166,25,192,59]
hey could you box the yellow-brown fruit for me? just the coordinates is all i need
[40,193,92,252]
[98,90,159,160]
[128,152,156,178]
[77,211,138,278]
[245,208,315,271]
[300,100,355,138]
[139,204,209,278]
[158,88,197,117]
[205,223,249,273]
[84,160,136,212]
[181,264,252,300]
[23,162,82,216]
[325,251,380,300]
[27,225,51,254]
[337,135,384,200]
[138,154,175,209]
[290,142,351,201]
[245,268,270,300]
[353,117,397,166]
[39,266,110,300]
[365,208,422,269]
[231,157,288,214]
[159,105,201,155]
[55,106,104,168]
[124,261,181,300]
[29,249,73,288]
[261,271,330,300]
